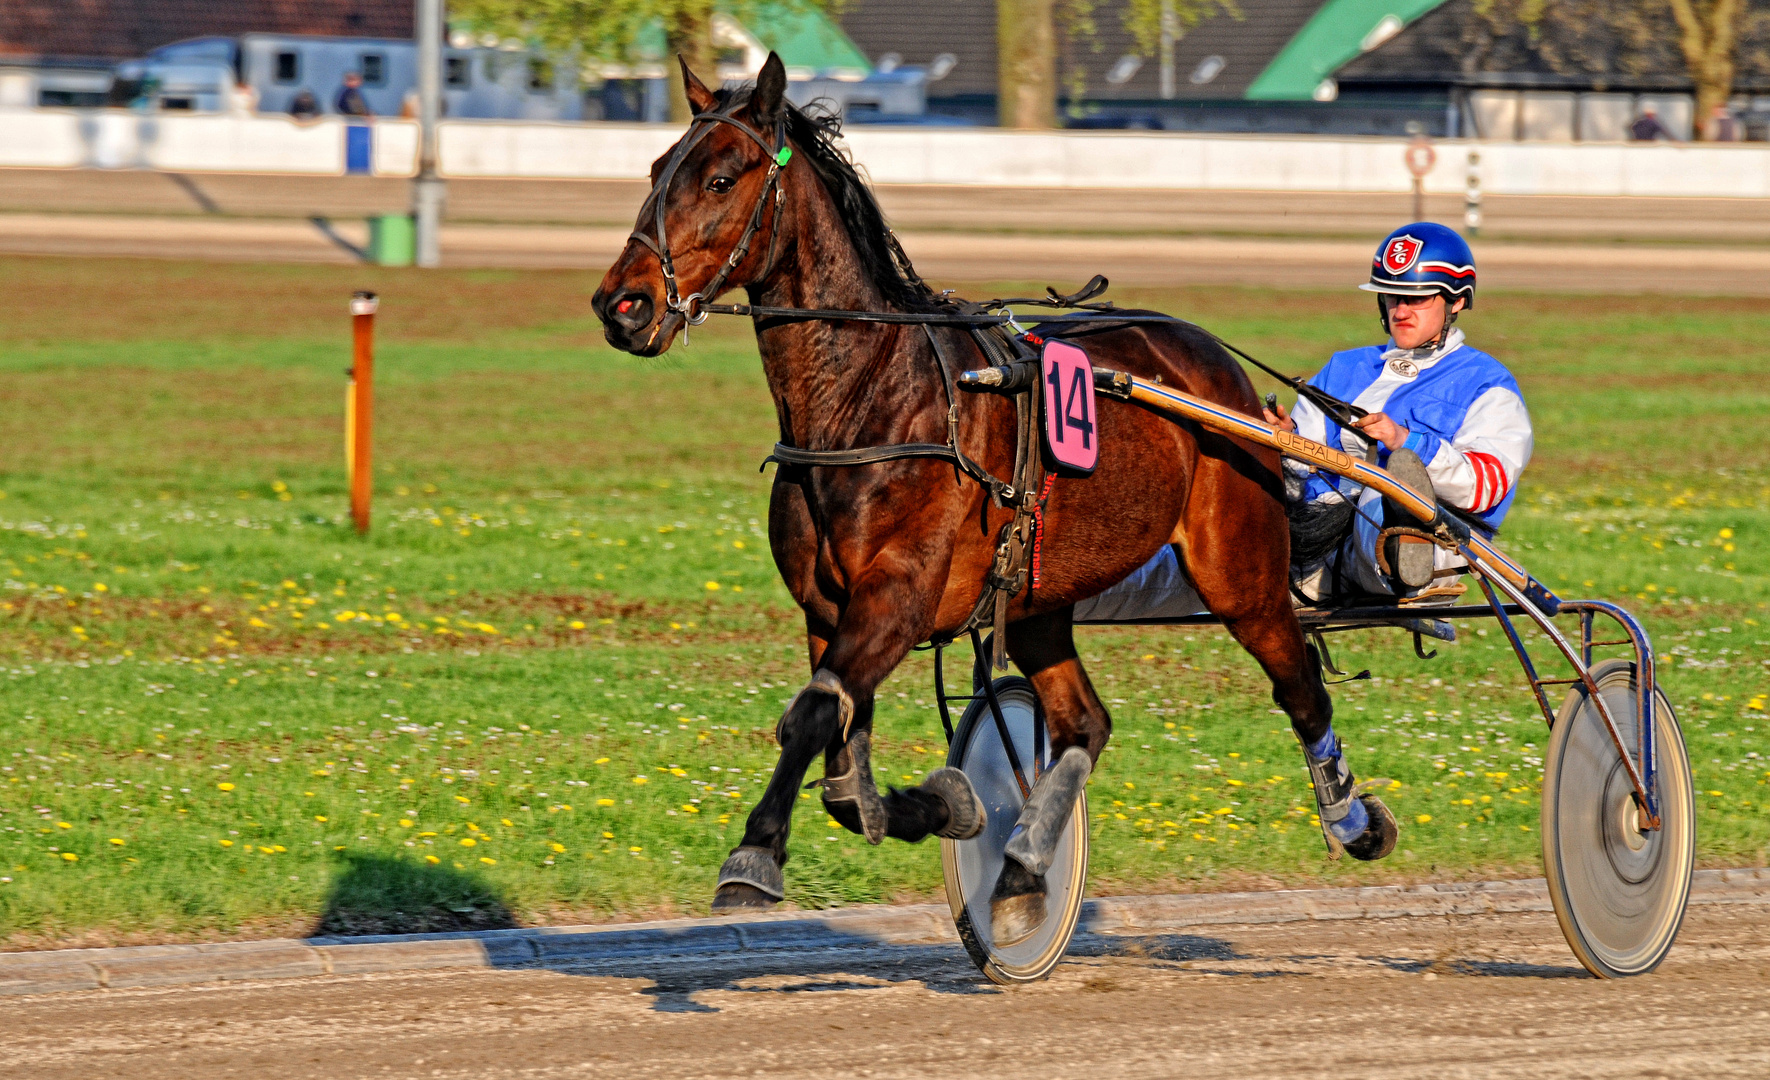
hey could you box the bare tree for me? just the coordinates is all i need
[1665,0,1748,128]
[998,0,1059,127]
[1471,0,1770,139]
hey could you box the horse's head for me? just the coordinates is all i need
[593,53,794,356]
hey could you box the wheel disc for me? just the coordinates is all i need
[1542,659,1694,978]
[941,678,1088,984]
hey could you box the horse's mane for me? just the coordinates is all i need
[727,88,945,312]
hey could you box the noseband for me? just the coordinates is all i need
[627,96,790,335]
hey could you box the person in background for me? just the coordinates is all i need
[231,80,259,116]
[1630,106,1675,142]
[288,87,320,121]
[1706,103,1742,142]
[336,71,372,117]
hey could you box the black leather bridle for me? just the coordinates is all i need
[626,94,790,343]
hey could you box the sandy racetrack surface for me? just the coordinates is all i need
[5,905,1767,1079]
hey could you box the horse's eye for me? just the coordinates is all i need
[708,176,735,195]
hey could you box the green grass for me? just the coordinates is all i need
[0,256,1767,948]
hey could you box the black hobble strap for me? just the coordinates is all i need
[1288,497,1356,566]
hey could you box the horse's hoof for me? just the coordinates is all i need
[712,845,784,912]
[712,882,780,912]
[989,857,1048,947]
[1342,794,1399,862]
[922,767,987,840]
[990,890,1047,947]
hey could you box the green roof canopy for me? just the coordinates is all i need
[1245,0,1449,100]
[744,4,870,73]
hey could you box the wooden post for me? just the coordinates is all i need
[1405,136,1436,222]
[348,291,378,535]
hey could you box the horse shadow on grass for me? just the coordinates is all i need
[536,931,1245,1014]
[311,852,521,937]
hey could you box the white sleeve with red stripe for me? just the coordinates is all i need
[1425,386,1534,513]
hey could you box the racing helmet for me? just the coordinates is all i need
[1359,222,1475,309]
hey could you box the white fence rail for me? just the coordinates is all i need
[4,109,1770,199]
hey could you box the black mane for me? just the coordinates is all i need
[726,88,944,312]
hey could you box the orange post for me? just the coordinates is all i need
[348,291,378,535]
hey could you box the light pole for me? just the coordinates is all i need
[413,0,445,268]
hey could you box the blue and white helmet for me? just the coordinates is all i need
[1359,222,1475,309]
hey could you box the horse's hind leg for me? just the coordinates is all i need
[1184,488,1398,862]
[985,607,1110,946]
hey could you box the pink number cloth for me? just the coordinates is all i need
[1041,339,1098,475]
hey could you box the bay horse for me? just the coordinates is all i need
[593,54,1390,942]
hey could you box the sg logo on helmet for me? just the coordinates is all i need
[1380,235,1424,275]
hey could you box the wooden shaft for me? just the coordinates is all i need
[349,292,378,535]
[1111,373,1534,592]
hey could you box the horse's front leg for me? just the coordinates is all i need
[712,569,984,911]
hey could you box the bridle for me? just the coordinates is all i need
[626,93,791,341]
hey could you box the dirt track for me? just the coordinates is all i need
[6,904,1767,1079]
[6,169,1770,294]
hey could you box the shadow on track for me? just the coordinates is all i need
[313,852,520,937]
[540,932,1244,1013]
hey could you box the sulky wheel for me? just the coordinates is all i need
[941,677,1088,985]
[1542,659,1695,978]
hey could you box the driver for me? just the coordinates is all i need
[1267,222,1533,603]
[1259,222,1533,860]
[1074,222,1533,863]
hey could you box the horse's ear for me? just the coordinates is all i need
[753,52,787,129]
[679,54,717,114]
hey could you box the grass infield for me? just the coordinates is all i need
[0,255,1766,948]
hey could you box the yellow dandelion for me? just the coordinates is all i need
[569,620,586,630]
[217,782,235,791]
[594,757,610,765]
[314,815,328,823]
[398,818,413,827]
[479,857,496,866]
[596,798,615,807]
[459,838,477,847]
[108,838,125,846]
[60,853,78,862]
[705,581,721,591]
[56,822,71,829]
[219,839,234,847]
[549,842,566,853]
[1416,814,1433,824]
[425,854,440,864]
[632,776,649,784]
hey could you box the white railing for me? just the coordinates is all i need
[3,108,1769,199]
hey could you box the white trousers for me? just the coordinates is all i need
[1072,488,1468,623]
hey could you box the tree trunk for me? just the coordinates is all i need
[1666,0,1743,140]
[666,11,714,124]
[997,0,1056,129]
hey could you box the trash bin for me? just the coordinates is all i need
[368,214,415,266]
[345,123,374,175]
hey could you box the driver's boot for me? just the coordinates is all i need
[1383,448,1437,591]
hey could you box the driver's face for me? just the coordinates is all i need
[1384,293,1462,350]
